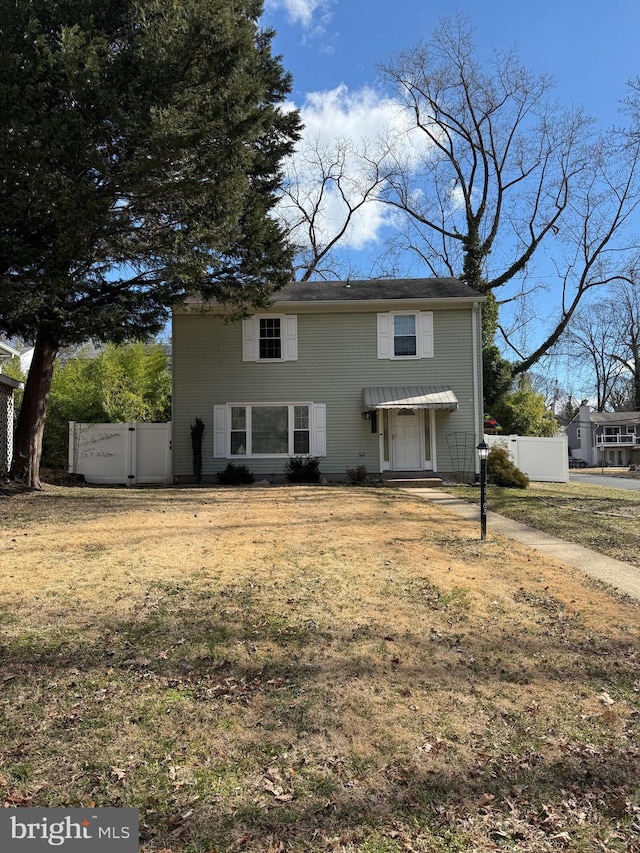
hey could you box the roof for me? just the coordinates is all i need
[0,340,20,360]
[0,374,23,390]
[362,385,459,411]
[272,278,482,303]
[590,411,640,426]
[181,277,484,311]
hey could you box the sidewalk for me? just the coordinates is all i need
[405,489,640,602]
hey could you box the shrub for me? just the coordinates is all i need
[486,445,529,489]
[346,464,369,485]
[284,456,321,483]
[191,418,205,484]
[217,462,254,485]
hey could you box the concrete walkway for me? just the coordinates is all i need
[405,489,640,602]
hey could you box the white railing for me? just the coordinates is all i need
[595,433,636,446]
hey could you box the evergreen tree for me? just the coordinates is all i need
[481,293,513,411]
[0,0,300,487]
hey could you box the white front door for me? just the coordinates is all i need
[391,409,423,470]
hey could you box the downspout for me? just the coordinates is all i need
[472,301,482,477]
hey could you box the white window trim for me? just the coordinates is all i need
[377,311,433,360]
[213,402,326,458]
[242,314,298,362]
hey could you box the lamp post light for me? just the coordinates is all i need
[477,440,489,541]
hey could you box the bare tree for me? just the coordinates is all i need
[278,136,394,281]
[608,379,635,412]
[560,275,640,411]
[376,14,640,374]
[608,277,640,410]
[562,302,628,411]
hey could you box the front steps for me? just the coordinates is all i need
[382,474,443,489]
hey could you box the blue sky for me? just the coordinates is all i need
[262,0,640,267]
[260,1,640,393]
[264,0,640,128]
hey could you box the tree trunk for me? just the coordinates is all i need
[10,330,58,489]
[461,227,489,294]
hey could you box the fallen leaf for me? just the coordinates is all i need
[607,795,628,817]
[274,792,294,802]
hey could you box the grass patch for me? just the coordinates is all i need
[0,483,639,851]
[449,479,640,567]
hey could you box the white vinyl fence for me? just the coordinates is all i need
[485,434,569,483]
[69,422,172,485]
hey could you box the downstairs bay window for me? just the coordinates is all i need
[213,403,326,458]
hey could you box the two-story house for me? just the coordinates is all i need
[567,404,640,467]
[171,278,485,483]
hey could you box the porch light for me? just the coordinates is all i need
[362,411,371,420]
[477,440,489,540]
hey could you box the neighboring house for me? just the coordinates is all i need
[0,341,24,474]
[567,404,640,466]
[172,278,485,483]
[0,340,35,375]
[18,346,34,375]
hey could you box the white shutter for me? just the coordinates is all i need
[242,317,257,362]
[311,403,326,457]
[284,315,298,361]
[418,312,434,358]
[377,313,392,359]
[213,406,228,457]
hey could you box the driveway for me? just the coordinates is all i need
[570,472,640,491]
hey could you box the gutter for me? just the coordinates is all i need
[472,301,482,473]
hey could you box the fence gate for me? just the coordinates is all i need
[68,422,172,485]
[484,434,568,482]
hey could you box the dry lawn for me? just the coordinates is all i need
[450,479,640,568]
[0,484,639,852]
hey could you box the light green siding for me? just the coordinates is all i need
[172,304,483,481]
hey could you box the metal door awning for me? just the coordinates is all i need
[362,385,458,411]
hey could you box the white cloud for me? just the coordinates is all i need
[265,0,330,28]
[279,85,432,254]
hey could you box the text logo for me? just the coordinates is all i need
[0,809,138,852]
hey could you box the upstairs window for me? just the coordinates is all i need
[377,312,433,359]
[393,314,417,356]
[259,318,282,360]
[242,315,298,362]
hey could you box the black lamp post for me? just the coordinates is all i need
[477,440,489,540]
